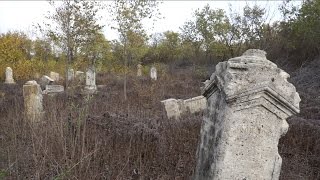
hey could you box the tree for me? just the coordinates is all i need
[37,0,104,86]
[109,0,160,100]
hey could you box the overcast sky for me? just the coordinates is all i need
[0,1,301,41]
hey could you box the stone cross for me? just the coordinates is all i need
[137,64,142,76]
[23,80,44,122]
[150,66,157,80]
[5,67,15,84]
[194,49,301,180]
[85,66,97,92]
[67,68,74,81]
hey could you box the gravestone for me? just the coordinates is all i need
[67,68,74,81]
[84,66,96,93]
[150,66,157,80]
[75,71,85,83]
[161,96,207,119]
[23,80,44,122]
[194,49,301,180]
[43,85,64,94]
[5,67,15,84]
[50,71,60,81]
[137,64,142,76]
[39,75,54,90]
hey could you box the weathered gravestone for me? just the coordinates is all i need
[84,66,96,93]
[39,75,54,90]
[150,66,157,80]
[75,71,85,83]
[161,96,207,119]
[67,68,74,81]
[43,85,64,94]
[137,63,142,76]
[194,49,301,180]
[23,80,44,122]
[5,67,15,84]
[50,71,60,81]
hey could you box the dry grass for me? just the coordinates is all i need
[0,64,319,180]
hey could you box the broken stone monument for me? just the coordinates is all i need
[39,75,54,90]
[84,66,97,93]
[161,98,185,119]
[50,71,60,81]
[137,63,142,76]
[43,85,64,94]
[194,49,301,180]
[161,96,207,119]
[5,67,15,84]
[150,66,157,80]
[67,68,74,81]
[23,80,44,122]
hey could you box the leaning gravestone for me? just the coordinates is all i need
[5,67,15,84]
[137,63,142,76]
[150,66,157,80]
[23,80,44,122]
[39,75,54,90]
[84,66,97,93]
[194,49,301,180]
[50,71,60,81]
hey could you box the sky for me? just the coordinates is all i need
[0,1,301,41]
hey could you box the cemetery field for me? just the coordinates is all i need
[0,64,319,179]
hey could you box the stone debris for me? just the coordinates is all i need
[23,80,44,122]
[161,96,207,119]
[5,67,15,84]
[194,49,301,180]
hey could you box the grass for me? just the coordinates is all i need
[0,64,319,179]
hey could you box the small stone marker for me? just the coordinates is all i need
[39,75,54,90]
[84,66,97,93]
[137,64,142,76]
[67,68,74,81]
[23,80,44,122]
[150,66,157,80]
[50,71,60,81]
[5,67,15,84]
[43,85,64,94]
[161,98,184,119]
[194,49,301,180]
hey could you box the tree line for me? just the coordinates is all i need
[0,0,319,79]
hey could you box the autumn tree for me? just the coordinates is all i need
[109,0,160,100]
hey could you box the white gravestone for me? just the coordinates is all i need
[194,49,301,180]
[150,66,157,80]
[67,68,74,81]
[23,80,44,122]
[137,64,142,76]
[5,67,15,84]
[85,66,97,92]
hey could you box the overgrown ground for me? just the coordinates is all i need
[0,62,319,179]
